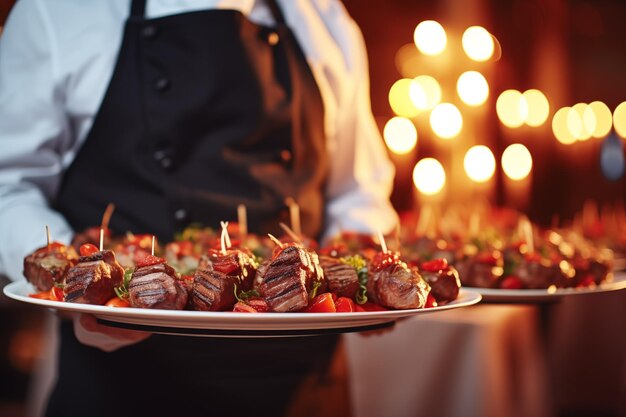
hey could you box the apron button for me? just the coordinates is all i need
[154,78,170,91]
[141,25,157,39]
[267,32,279,46]
[174,209,188,221]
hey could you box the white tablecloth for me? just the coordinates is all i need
[344,305,552,417]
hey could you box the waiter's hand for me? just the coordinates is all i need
[74,314,151,352]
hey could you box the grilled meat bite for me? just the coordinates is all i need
[367,263,430,309]
[421,267,461,304]
[129,262,188,310]
[64,250,124,304]
[258,244,325,312]
[191,249,257,311]
[318,256,359,298]
[23,243,76,291]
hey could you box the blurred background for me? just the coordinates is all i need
[1,0,625,416]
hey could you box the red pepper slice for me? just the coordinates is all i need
[500,276,524,290]
[305,293,336,313]
[79,243,99,257]
[335,297,355,312]
[425,293,438,308]
[105,297,130,308]
[135,254,166,268]
[354,301,388,312]
[421,258,448,272]
[233,302,258,313]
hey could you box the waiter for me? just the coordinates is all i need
[0,0,398,416]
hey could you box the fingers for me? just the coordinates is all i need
[74,314,151,352]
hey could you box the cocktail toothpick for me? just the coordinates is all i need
[377,230,388,253]
[285,197,301,237]
[279,222,302,244]
[45,225,51,250]
[99,228,104,251]
[237,204,248,240]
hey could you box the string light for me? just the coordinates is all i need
[464,145,496,183]
[462,26,494,62]
[430,103,463,139]
[383,117,418,154]
[413,158,446,195]
[502,144,533,180]
[457,71,489,106]
[414,21,447,56]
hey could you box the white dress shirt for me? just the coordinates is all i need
[0,0,398,282]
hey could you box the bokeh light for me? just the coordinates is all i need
[414,21,447,56]
[409,75,441,110]
[464,145,496,183]
[571,103,593,141]
[383,117,418,155]
[614,101,626,139]
[552,107,577,145]
[522,89,550,127]
[502,144,533,180]
[389,79,419,118]
[430,103,463,139]
[457,71,489,106]
[589,101,612,138]
[413,158,446,195]
[462,26,494,62]
[496,89,527,128]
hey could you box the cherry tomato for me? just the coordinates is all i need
[135,254,166,268]
[79,243,99,257]
[371,251,402,272]
[247,298,270,312]
[576,275,596,288]
[354,301,388,312]
[421,258,448,273]
[47,242,67,252]
[305,293,336,313]
[500,276,524,290]
[424,293,438,308]
[105,297,130,308]
[50,286,64,302]
[335,297,355,312]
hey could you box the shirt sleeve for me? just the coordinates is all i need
[318,2,399,240]
[0,0,74,281]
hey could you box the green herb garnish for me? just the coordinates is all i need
[339,255,369,304]
[114,267,134,300]
[233,284,260,303]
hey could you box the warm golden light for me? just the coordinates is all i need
[522,89,550,127]
[552,107,577,145]
[430,103,463,139]
[383,117,418,155]
[464,145,495,183]
[462,26,494,62]
[502,144,532,180]
[414,20,447,56]
[496,89,527,128]
[409,75,441,110]
[571,103,593,141]
[589,101,612,138]
[389,79,419,118]
[456,71,489,106]
[413,158,446,195]
[614,101,626,139]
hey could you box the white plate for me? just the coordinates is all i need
[3,281,481,337]
[464,272,626,303]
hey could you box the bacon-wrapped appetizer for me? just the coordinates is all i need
[64,246,125,305]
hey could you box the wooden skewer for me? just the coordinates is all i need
[220,221,232,249]
[279,222,302,244]
[377,230,388,253]
[267,233,284,249]
[45,225,51,250]
[101,203,115,231]
[99,228,104,252]
[237,204,248,240]
[151,236,156,256]
[285,197,301,237]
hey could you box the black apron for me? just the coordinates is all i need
[46,1,338,416]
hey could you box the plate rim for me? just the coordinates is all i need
[3,280,482,331]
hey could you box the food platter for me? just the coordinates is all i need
[464,272,626,303]
[3,281,481,337]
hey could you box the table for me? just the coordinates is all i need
[345,305,552,417]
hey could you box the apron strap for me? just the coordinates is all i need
[266,0,287,25]
[130,0,146,18]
